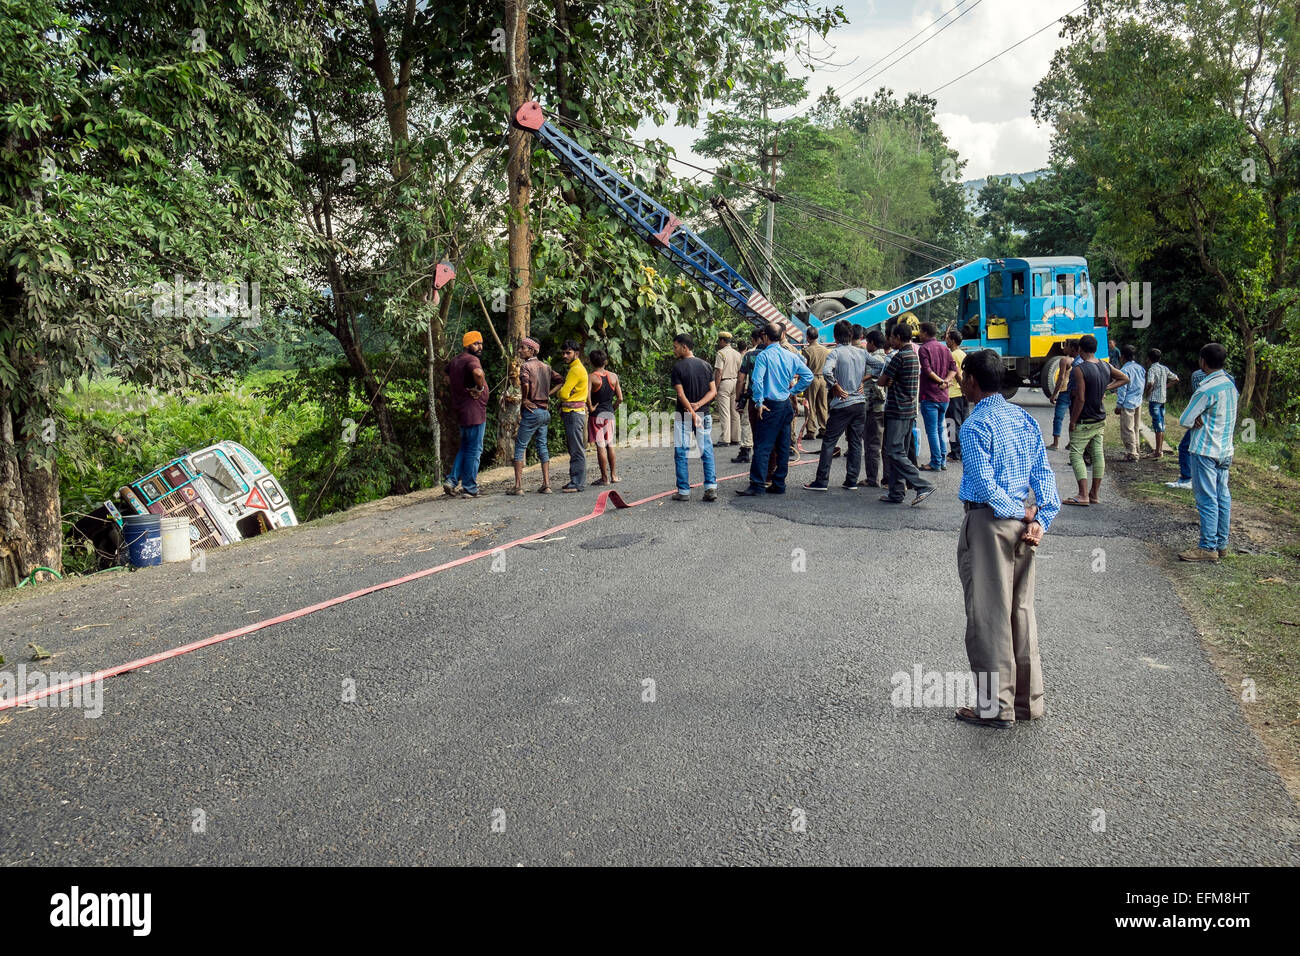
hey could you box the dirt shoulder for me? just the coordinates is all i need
[1102,414,1300,803]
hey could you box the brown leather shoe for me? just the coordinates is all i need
[1178,547,1219,562]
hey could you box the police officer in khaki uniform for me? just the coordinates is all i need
[801,327,830,439]
[713,331,743,445]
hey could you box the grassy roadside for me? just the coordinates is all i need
[1102,410,1300,802]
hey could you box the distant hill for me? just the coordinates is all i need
[962,168,1050,210]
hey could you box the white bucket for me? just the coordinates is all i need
[159,516,191,563]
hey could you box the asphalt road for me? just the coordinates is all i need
[2,393,1298,865]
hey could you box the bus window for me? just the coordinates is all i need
[192,450,245,503]
[989,272,1004,298]
[1010,271,1026,295]
[1033,271,1047,296]
[1055,273,1075,297]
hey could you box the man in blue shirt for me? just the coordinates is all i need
[735,323,814,496]
[1115,343,1147,461]
[1178,342,1239,562]
[955,349,1061,729]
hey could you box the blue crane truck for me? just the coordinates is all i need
[514,101,1109,399]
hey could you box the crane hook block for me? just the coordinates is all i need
[513,101,546,131]
[434,260,456,289]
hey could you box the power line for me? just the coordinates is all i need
[780,0,979,121]
[830,0,984,107]
[927,1,1088,96]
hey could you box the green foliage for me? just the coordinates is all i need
[697,86,975,310]
[0,0,320,449]
[1034,0,1300,418]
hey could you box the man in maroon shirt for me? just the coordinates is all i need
[445,330,489,498]
[917,322,957,471]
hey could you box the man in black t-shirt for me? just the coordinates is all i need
[670,333,719,502]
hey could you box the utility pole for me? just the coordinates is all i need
[759,100,784,300]
[500,0,531,463]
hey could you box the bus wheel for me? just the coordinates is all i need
[1040,356,1064,402]
[1001,383,1020,401]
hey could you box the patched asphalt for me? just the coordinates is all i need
[1,394,1297,865]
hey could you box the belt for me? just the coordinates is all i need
[561,402,585,411]
[962,501,992,512]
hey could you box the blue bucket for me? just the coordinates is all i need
[123,514,162,568]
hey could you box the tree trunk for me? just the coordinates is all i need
[497,0,531,465]
[0,399,29,588]
[19,440,61,577]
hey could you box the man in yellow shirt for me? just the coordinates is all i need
[558,340,589,492]
[944,329,967,462]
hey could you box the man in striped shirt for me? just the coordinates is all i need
[1178,343,1239,562]
[955,348,1061,728]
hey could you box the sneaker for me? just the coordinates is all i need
[671,492,690,502]
[803,481,829,491]
[1165,479,1193,489]
[460,490,480,498]
[879,495,904,504]
[561,485,582,493]
[1218,549,1229,559]
[841,481,859,490]
[911,488,935,506]
[731,451,751,463]
[703,488,717,502]
[1178,548,1219,562]
[442,482,458,496]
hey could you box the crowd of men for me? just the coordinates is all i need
[442,320,1240,728]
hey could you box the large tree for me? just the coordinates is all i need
[1035,0,1300,415]
[0,0,314,585]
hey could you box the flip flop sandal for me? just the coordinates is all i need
[1063,496,1090,507]
[506,487,523,496]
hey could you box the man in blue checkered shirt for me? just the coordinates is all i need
[953,349,1061,729]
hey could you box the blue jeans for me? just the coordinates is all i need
[1052,393,1071,438]
[919,400,948,468]
[1190,452,1231,551]
[673,412,717,494]
[449,423,485,494]
[514,408,550,463]
[1177,429,1192,481]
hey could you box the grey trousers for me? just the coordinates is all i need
[884,416,931,501]
[562,410,586,489]
[956,507,1044,721]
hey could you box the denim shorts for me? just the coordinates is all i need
[1148,401,1166,433]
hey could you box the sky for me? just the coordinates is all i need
[646,0,1085,181]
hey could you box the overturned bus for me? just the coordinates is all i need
[72,441,297,568]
